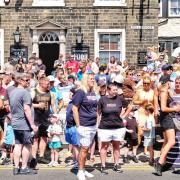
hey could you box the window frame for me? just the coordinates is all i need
[0,0,5,6]
[0,29,4,68]
[32,0,65,7]
[94,29,126,64]
[168,0,180,17]
[158,0,163,17]
[93,0,127,7]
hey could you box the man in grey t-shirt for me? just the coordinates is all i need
[9,73,38,175]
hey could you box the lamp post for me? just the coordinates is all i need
[4,0,10,5]
[76,27,83,46]
[13,26,21,46]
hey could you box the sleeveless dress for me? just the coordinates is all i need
[166,92,180,168]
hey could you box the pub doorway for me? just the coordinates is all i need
[38,31,59,75]
[39,43,59,75]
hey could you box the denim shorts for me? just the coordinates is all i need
[48,141,62,149]
[144,138,154,147]
[65,126,79,146]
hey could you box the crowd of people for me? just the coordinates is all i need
[0,49,179,179]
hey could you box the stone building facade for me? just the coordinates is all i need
[0,0,158,73]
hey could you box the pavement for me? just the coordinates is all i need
[0,141,180,180]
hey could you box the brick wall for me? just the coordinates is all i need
[0,0,158,66]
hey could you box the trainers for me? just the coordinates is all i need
[73,162,79,170]
[29,158,37,169]
[123,157,130,164]
[154,162,162,176]
[132,156,139,163]
[84,170,94,178]
[37,157,49,164]
[19,167,37,175]
[52,161,59,167]
[48,161,54,166]
[100,166,108,175]
[113,164,123,173]
[13,167,19,175]
[149,160,154,166]
[77,170,86,180]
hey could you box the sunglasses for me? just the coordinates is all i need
[143,82,150,85]
[22,79,30,82]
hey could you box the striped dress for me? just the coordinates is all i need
[166,131,180,168]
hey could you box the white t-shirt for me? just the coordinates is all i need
[47,124,62,142]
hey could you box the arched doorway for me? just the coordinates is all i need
[39,31,59,75]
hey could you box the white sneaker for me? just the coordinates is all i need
[48,161,54,166]
[77,170,86,180]
[84,170,94,178]
[52,161,59,167]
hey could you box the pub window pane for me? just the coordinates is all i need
[99,34,109,50]
[110,34,120,50]
[169,0,180,16]
[99,51,109,64]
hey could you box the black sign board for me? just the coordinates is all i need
[71,45,89,61]
[10,45,28,65]
[137,51,147,66]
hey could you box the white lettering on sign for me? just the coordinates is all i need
[131,26,154,30]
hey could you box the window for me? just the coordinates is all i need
[32,0,65,7]
[93,0,126,7]
[169,0,180,17]
[0,29,4,68]
[94,29,125,64]
[158,0,162,17]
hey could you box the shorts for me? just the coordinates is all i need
[160,115,175,131]
[48,141,62,149]
[65,126,79,146]
[98,128,126,142]
[1,143,13,153]
[144,138,154,147]
[124,133,138,147]
[14,130,33,145]
[34,124,48,138]
[77,125,96,147]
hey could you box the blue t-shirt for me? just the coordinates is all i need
[72,89,98,127]
[144,116,155,139]
[5,124,14,145]
[66,101,76,128]
[50,87,63,113]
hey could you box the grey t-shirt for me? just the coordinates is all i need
[9,88,32,131]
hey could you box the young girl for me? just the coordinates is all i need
[142,104,155,166]
[0,114,14,165]
[47,114,62,167]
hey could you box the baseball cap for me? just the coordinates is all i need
[98,80,106,87]
[161,64,173,71]
[68,75,76,80]
[47,75,55,82]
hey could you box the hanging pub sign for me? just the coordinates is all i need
[10,45,28,65]
[137,51,147,66]
[71,45,89,61]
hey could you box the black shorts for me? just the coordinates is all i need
[14,130,33,145]
[125,134,138,147]
[1,143,13,153]
[160,115,175,131]
[34,124,48,138]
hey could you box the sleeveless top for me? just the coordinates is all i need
[33,88,51,126]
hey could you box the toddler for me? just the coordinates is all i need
[47,114,62,167]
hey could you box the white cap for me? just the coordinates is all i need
[32,51,36,54]
[47,75,55,82]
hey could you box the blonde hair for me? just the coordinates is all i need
[81,73,99,94]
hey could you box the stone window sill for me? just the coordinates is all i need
[93,2,127,7]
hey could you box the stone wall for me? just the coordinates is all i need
[0,0,158,66]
